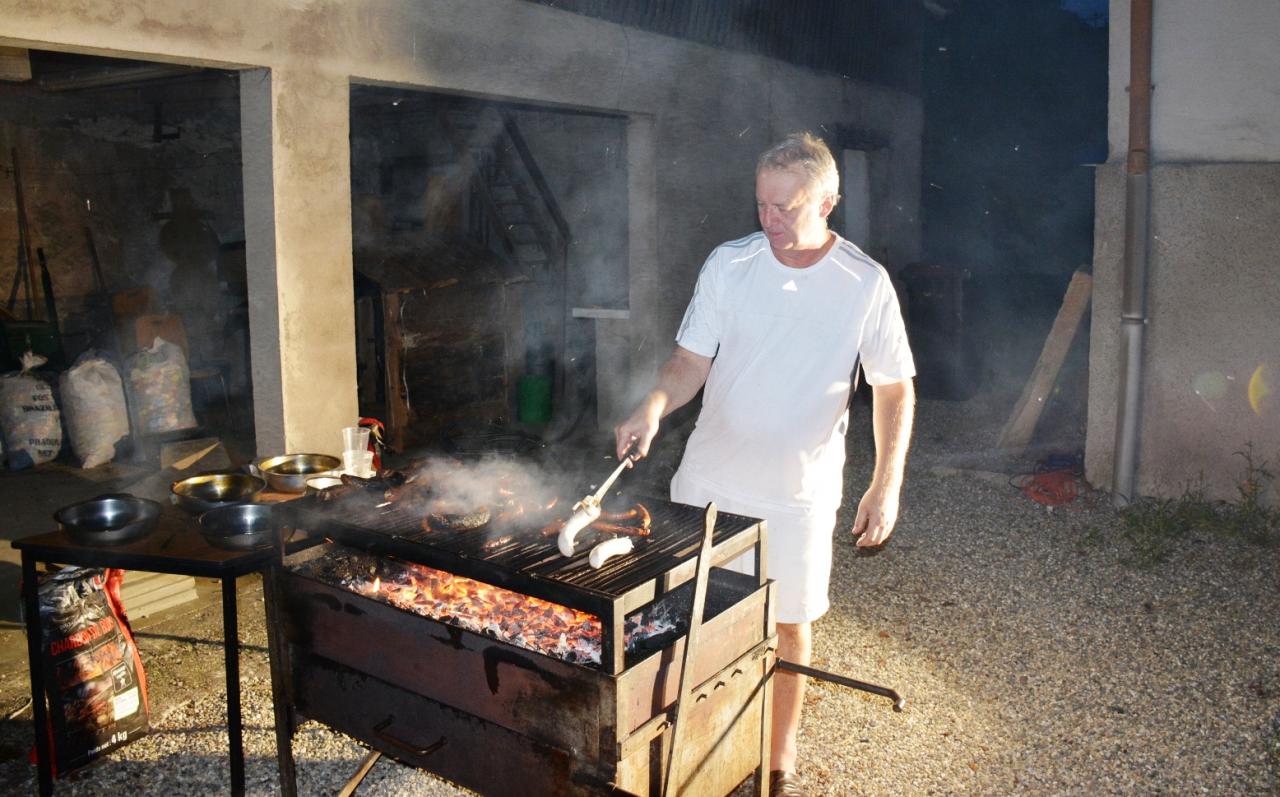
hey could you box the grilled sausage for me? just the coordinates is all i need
[558,501,601,557]
[588,537,634,569]
[600,503,651,530]
[588,521,651,538]
[541,517,566,537]
[600,507,639,522]
[482,534,514,550]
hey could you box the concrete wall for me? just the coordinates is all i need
[1087,0,1280,500]
[1,0,921,453]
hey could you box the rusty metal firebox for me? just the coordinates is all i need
[265,495,777,796]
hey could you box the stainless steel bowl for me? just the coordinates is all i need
[198,503,277,551]
[257,453,341,494]
[171,472,266,513]
[55,494,162,546]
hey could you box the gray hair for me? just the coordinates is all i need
[756,132,840,202]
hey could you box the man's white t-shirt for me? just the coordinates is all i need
[673,231,915,514]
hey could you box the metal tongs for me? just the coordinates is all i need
[557,445,640,557]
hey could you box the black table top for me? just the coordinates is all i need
[12,501,278,578]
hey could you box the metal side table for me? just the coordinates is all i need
[13,503,277,797]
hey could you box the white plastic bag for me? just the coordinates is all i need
[127,337,196,434]
[61,352,130,468]
[0,351,63,469]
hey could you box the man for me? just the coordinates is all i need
[614,132,915,796]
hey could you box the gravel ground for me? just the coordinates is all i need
[2,397,1278,795]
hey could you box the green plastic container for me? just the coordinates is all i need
[517,375,552,424]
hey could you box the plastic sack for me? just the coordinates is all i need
[60,353,130,469]
[126,337,196,435]
[27,567,151,777]
[0,352,63,469]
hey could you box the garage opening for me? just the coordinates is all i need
[348,85,628,454]
[0,49,254,464]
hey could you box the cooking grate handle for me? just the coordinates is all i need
[372,716,447,757]
[777,659,906,712]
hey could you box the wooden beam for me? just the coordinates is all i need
[996,270,1093,449]
[382,291,408,453]
[0,47,32,82]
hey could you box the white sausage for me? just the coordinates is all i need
[557,501,600,557]
[588,537,634,569]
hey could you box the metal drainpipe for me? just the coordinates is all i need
[1112,0,1154,507]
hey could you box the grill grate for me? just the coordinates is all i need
[279,494,761,601]
[278,490,766,675]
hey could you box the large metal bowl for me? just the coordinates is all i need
[171,472,266,513]
[198,503,278,551]
[257,453,341,494]
[55,494,162,546]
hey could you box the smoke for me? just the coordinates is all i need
[410,454,566,513]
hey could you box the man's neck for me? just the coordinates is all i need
[772,230,835,269]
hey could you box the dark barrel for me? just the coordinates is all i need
[899,262,978,400]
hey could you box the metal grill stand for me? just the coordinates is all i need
[266,495,777,797]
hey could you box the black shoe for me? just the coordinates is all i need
[769,770,807,796]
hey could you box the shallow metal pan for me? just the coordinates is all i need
[55,494,162,546]
[171,472,266,513]
[199,503,278,551]
[258,454,342,494]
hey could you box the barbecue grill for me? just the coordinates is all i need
[267,492,777,796]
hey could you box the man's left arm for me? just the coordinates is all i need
[852,378,915,547]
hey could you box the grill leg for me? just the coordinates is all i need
[757,649,774,796]
[263,566,299,796]
[23,555,54,797]
[222,577,246,796]
[337,750,381,797]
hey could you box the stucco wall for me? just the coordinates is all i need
[1,0,922,453]
[1087,163,1280,499]
[1108,0,1280,161]
[1090,0,1280,499]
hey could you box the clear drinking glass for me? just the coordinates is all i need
[341,426,370,454]
[343,449,374,478]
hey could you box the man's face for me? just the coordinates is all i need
[756,167,833,252]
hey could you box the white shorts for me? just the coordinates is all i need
[670,469,835,625]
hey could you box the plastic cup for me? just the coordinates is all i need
[343,449,374,478]
[341,426,370,454]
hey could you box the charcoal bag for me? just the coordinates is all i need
[29,567,151,776]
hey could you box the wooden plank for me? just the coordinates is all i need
[0,47,31,82]
[382,292,408,453]
[119,572,199,618]
[996,270,1093,449]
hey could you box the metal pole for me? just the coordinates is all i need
[1112,0,1154,507]
[222,577,246,797]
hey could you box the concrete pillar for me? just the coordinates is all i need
[240,67,357,457]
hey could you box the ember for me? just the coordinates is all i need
[320,552,680,666]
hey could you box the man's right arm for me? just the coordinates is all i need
[614,345,713,459]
